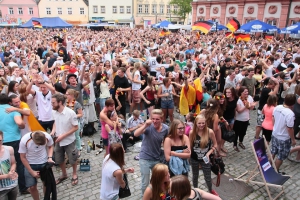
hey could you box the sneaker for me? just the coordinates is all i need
[81,141,85,146]
[134,155,140,160]
[211,190,219,196]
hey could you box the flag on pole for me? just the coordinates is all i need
[196,32,200,39]
[264,34,274,41]
[32,20,43,28]
[226,18,240,32]
[234,33,250,42]
[159,29,171,37]
[225,32,233,38]
[192,21,214,34]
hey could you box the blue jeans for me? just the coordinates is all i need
[100,97,109,111]
[139,159,159,195]
[3,140,27,192]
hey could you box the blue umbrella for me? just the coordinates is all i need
[207,20,228,31]
[281,22,300,34]
[239,20,278,32]
[157,20,172,28]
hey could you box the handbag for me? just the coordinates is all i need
[209,150,225,187]
[119,173,131,198]
[220,123,235,143]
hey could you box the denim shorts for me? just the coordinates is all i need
[103,138,109,146]
[24,163,46,187]
[227,118,235,125]
[95,97,101,104]
[271,136,291,160]
[161,100,174,109]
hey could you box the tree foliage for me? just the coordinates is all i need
[170,0,192,23]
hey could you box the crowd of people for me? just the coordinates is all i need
[0,27,300,199]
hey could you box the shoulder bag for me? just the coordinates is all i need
[119,173,131,198]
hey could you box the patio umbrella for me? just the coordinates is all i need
[239,20,278,32]
[281,22,300,34]
[157,20,172,28]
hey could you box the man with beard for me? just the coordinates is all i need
[134,109,169,195]
[50,93,79,186]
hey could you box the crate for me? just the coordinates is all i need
[80,164,90,171]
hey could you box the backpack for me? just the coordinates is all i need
[82,123,96,136]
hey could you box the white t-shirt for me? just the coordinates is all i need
[235,73,245,83]
[100,155,121,200]
[36,91,53,121]
[18,131,53,164]
[272,105,295,141]
[131,70,141,91]
[148,56,158,72]
[235,96,253,121]
[265,65,273,77]
[52,106,78,146]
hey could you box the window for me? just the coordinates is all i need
[166,5,170,14]
[120,6,124,13]
[18,8,23,15]
[266,19,277,26]
[160,5,164,14]
[291,20,300,25]
[93,6,98,13]
[145,5,149,14]
[197,17,205,22]
[101,6,105,13]
[9,8,14,15]
[68,8,72,15]
[126,6,131,14]
[138,5,142,14]
[46,8,51,15]
[245,18,253,23]
[29,8,33,15]
[152,4,157,14]
[57,8,62,15]
[80,8,84,15]
[173,5,178,13]
[113,6,117,13]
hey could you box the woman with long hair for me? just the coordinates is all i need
[262,95,277,144]
[189,115,219,196]
[65,89,83,154]
[253,64,266,96]
[223,87,238,130]
[233,86,257,152]
[170,175,221,200]
[0,77,8,94]
[143,163,171,200]
[100,143,134,200]
[130,62,144,113]
[214,92,227,154]
[0,68,9,82]
[157,77,178,123]
[163,119,191,177]
[140,76,156,115]
[7,81,19,97]
[18,83,38,118]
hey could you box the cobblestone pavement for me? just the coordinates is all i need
[17,109,300,200]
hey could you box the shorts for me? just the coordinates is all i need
[145,99,155,108]
[132,90,141,103]
[54,141,78,165]
[95,97,101,104]
[103,138,108,146]
[271,136,291,160]
[256,109,264,126]
[161,100,174,109]
[24,163,46,187]
[262,128,272,142]
[226,118,235,125]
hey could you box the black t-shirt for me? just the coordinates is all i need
[43,57,57,74]
[54,82,67,94]
[114,75,130,99]
[140,72,148,91]
[219,65,230,84]
[223,98,238,120]
[258,87,271,110]
[4,51,11,58]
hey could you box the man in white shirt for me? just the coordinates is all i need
[148,51,158,77]
[271,94,296,172]
[19,131,54,199]
[50,93,79,186]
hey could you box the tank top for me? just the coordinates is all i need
[191,133,212,161]
[99,82,110,98]
[0,146,18,191]
[101,121,109,139]
[187,188,203,200]
[161,84,173,101]
[146,88,155,100]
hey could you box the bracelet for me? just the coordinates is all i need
[48,157,52,159]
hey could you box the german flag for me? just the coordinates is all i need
[192,21,214,34]
[264,34,273,41]
[225,32,233,38]
[159,29,171,37]
[32,20,43,28]
[196,32,200,39]
[234,33,250,42]
[226,18,240,32]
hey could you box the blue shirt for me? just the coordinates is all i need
[0,105,21,143]
[0,52,4,63]
[203,93,211,103]
[185,49,195,55]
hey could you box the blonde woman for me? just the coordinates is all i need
[130,62,145,113]
[143,163,171,200]
[65,89,83,154]
[189,115,219,196]
[140,76,156,115]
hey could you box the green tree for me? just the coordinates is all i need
[170,0,192,24]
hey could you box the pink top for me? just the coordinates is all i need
[262,105,275,130]
[101,121,108,139]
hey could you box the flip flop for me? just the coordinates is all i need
[134,155,139,160]
[56,176,68,185]
[71,176,78,186]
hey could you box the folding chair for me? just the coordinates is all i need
[234,137,290,200]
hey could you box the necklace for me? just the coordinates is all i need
[66,99,76,111]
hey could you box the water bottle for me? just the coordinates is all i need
[87,145,91,153]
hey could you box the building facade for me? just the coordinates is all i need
[191,0,300,28]
[133,0,182,27]
[89,0,134,27]
[0,0,39,25]
[37,0,88,24]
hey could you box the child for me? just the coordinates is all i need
[185,112,195,136]
[105,110,123,151]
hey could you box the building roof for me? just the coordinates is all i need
[36,0,88,6]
